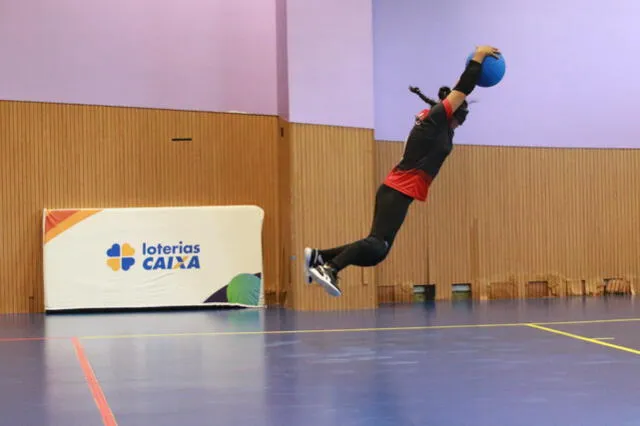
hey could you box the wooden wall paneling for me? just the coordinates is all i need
[5,97,640,313]
[276,118,292,307]
[375,140,640,302]
[426,145,477,300]
[467,146,640,299]
[289,123,376,311]
[0,101,44,313]
[577,149,640,280]
[0,101,281,313]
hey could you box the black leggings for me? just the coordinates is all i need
[319,184,414,272]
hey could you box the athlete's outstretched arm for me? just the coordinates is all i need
[446,45,501,112]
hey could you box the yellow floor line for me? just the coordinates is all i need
[536,318,640,326]
[76,316,640,341]
[527,324,640,355]
[78,322,523,340]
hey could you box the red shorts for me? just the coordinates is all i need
[383,167,433,202]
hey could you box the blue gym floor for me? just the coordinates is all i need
[2,297,640,426]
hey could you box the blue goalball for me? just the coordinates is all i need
[466,51,506,87]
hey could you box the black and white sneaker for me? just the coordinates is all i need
[309,264,341,297]
[304,247,323,284]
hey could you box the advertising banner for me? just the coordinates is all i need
[43,206,264,311]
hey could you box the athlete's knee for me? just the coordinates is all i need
[361,236,390,266]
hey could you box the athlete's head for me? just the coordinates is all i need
[409,85,469,128]
[438,86,468,128]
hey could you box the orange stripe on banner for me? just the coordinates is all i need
[72,338,118,426]
[44,210,101,244]
[44,210,79,234]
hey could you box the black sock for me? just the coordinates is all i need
[318,243,354,263]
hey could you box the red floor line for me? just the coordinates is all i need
[0,336,66,342]
[72,337,118,426]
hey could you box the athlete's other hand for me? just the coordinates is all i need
[474,45,501,60]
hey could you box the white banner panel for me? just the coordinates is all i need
[43,206,264,311]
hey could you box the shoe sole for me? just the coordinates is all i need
[304,248,313,284]
[309,268,342,297]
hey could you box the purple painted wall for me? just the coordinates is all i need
[0,0,278,115]
[286,0,374,129]
[373,0,640,148]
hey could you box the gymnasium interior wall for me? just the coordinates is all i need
[3,0,640,313]
[370,0,640,303]
[372,0,640,150]
[0,1,279,115]
[0,101,283,314]
[0,0,380,314]
[375,141,640,301]
[287,123,377,311]
[2,101,639,313]
[0,101,381,314]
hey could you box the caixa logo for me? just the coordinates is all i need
[141,242,201,270]
[106,243,136,271]
[106,241,201,271]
